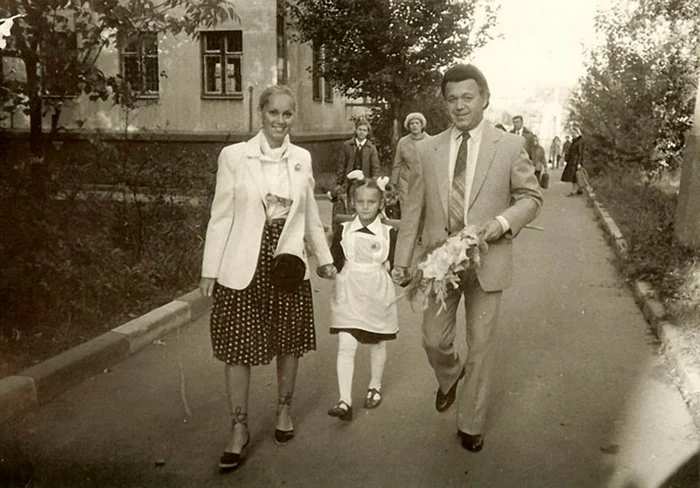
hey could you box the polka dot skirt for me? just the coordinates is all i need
[209,221,316,366]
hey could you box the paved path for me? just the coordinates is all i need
[2,172,699,487]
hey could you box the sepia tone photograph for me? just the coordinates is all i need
[1,0,699,486]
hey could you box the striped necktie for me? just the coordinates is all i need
[449,131,470,233]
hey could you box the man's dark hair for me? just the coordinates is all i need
[512,115,523,122]
[440,64,490,108]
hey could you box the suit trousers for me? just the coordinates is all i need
[421,280,502,435]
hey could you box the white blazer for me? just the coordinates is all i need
[202,132,333,290]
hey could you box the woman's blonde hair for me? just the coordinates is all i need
[258,85,297,111]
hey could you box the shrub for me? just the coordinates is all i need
[591,168,699,300]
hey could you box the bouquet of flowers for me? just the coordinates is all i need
[404,225,487,312]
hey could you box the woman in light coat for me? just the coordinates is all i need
[200,85,336,472]
[389,112,431,211]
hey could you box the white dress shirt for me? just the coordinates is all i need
[448,121,510,233]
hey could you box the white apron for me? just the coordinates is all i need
[330,220,399,334]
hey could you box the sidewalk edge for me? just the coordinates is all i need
[0,289,211,424]
[586,188,700,430]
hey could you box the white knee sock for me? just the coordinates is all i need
[337,332,358,406]
[368,341,387,391]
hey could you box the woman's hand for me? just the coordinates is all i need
[316,264,337,280]
[199,277,216,297]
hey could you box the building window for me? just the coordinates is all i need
[120,32,159,97]
[312,43,332,103]
[312,44,322,101]
[202,31,243,98]
[276,12,288,85]
[42,32,79,97]
[324,77,333,102]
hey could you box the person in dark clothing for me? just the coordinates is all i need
[561,129,584,196]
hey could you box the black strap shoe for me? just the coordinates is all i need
[328,400,353,421]
[458,431,484,452]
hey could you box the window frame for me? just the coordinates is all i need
[312,43,322,101]
[312,43,333,103]
[200,30,244,100]
[119,31,160,99]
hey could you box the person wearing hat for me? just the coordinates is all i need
[199,85,337,472]
[389,112,431,213]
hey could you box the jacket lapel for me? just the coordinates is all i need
[245,134,267,204]
[432,130,452,219]
[469,124,498,208]
[286,146,303,214]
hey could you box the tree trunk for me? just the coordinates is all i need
[674,74,700,248]
[389,99,402,166]
[25,55,47,200]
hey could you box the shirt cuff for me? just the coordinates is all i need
[495,215,510,234]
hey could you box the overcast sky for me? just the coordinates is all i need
[470,0,601,100]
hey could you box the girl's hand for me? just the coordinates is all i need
[199,277,216,297]
[317,264,337,280]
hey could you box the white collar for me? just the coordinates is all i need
[259,130,290,161]
[450,119,484,143]
[355,138,367,148]
[349,215,383,235]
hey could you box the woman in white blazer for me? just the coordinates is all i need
[199,85,336,472]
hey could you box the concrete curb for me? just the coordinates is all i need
[586,188,700,430]
[0,290,211,424]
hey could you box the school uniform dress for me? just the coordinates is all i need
[329,216,399,344]
[203,132,333,366]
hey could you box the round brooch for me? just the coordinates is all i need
[294,163,301,171]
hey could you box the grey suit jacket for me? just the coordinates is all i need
[394,124,542,292]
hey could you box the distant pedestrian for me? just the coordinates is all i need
[199,85,337,472]
[561,135,571,166]
[327,178,399,422]
[389,112,431,215]
[561,128,585,196]
[549,136,562,168]
[510,115,535,159]
[336,119,381,204]
[532,135,547,184]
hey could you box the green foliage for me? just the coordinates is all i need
[568,0,700,177]
[364,88,451,169]
[0,0,237,157]
[0,139,213,377]
[592,168,699,300]
[288,0,497,147]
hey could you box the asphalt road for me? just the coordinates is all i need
[2,172,699,487]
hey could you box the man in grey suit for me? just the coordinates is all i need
[392,64,542,452]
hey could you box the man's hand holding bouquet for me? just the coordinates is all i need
[392,224,490,312]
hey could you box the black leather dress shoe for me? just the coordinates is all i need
[435,368,465,413]
[273,428,294,445]
[458,431,484,452]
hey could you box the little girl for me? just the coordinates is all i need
[327,177,399,421]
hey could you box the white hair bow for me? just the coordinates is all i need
[376,176,389,191]
[346,169,364,180]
